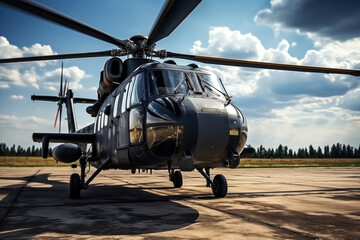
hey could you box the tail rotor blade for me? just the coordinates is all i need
[59,104,62,133]
[60,62,64,96]
[64,79,69,94]
[54,105,60,128]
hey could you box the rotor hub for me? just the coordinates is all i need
[130,35,148,43]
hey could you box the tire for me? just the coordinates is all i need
[69,173,81,199]
[212,174,227,198]
[172,170,183,188]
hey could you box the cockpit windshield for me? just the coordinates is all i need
[198,73,228,98]
[148,70,188,97]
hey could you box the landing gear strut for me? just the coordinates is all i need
[197,168,228,198]
[167,161,183,188]
[69,156,111,199]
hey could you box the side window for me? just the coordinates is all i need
[98,112,102,131]
[95,114,100,132]
[102,111,106,127]
[130,73,145,106]
[126,76,136,109]
[121,83,129,113]
[113,94,120,118]
[103,109,108,127]
[129,107,144,144]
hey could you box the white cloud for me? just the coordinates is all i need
[0,36,22,58]
[301,39,360,69]
[339,88,360,111]
[0,36,56,67]
[0,82,10,89]
[10,95,24,100]
[190,27,265,60]
[0,115,52,131]
[0,36,90,91]
[41,66,89,91]
[190,27,360,102]
[0,115,55,148]
[247,95,360,149]
[190,26,360,149]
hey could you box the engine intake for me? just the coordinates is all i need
[97,57,124,99]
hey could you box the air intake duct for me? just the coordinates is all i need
[97,57,124,99]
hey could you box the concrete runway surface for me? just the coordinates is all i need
[0,167,359,239]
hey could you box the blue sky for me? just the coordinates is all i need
[0,0,359,150]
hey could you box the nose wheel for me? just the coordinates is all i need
[211,174,228,198]
[69,173,81,199]
[198,168,228,198]
[169,169,183,188]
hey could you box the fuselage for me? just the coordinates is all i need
[87,62,248,170]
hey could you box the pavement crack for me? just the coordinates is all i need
[0,169,41,229]
[185,200,322,240]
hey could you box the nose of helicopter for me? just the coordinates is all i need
[182,97,248,168]
[145,96,247,168]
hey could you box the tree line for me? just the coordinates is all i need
[1,142,359,158]
[253,143,360,158]
[0,143,52,157]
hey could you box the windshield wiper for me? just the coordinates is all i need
[174,76,188,94]
[201,80,231,101]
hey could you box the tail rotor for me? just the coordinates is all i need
[31,62,96,133]
[53,62,66,133]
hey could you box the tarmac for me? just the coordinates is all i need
[0,167,359,239]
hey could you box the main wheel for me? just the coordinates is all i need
[212,174,227,198]
[69,173,81,199]
[172,170,183,188]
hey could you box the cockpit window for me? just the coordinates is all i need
[198,73,228,98]
[130,72,145,106]
[148,70,188,97]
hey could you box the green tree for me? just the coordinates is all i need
[288,149,293,158]
[324,145,330,158]
[309,145,315,158]
[10,144,16,156]
[316,146,323,158]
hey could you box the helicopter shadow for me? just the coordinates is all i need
[0,172,199,238]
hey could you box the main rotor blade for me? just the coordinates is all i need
[167,52,360,77]
[0,50,112,63]
[147,0,201,46]
[0,0,125,47]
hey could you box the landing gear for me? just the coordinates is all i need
[167,161,183,188]
[69,173,81,199]
[68,156,111,199]
[170,170,183,188]
[197,168,228,198]
[211,174,228,198]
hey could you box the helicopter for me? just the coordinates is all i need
[0,0,359,199]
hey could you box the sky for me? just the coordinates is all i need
[0,0,359,151]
